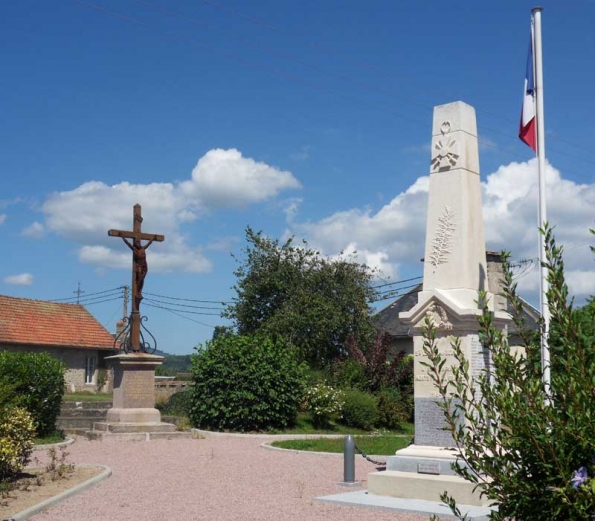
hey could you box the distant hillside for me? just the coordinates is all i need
[155,354,193,376]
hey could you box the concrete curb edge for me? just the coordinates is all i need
[10,464,112,521]
[32,437,75,452]
[191,428,347,439]
[260,441,386,461]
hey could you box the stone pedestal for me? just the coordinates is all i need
[86,353,192,441]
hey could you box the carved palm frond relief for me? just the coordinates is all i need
[429,204,455,271]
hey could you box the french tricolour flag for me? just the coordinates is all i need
[519,31,537,151]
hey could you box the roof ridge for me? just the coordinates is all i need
[0,294,82,307]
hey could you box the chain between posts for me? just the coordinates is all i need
[352,439,386,467]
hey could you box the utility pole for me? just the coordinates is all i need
[123,285,129,318]
[74,282,85,304]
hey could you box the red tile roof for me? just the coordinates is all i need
[0,295,116,350]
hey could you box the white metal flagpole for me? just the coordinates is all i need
[532,6,551,400]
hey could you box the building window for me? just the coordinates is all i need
[85,356,96,385]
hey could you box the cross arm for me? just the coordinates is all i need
[108,229,165,242]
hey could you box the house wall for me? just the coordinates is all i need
[0,344,109,393]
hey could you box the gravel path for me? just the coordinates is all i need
[30,435,428,521]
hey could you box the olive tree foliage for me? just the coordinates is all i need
[224,227,379,367]
[424,225,595,520]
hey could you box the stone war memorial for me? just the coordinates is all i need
[367,102,510,508]
[86,204,192,441]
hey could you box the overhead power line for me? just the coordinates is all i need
[50,286,124,302]
[143,296,224,310]
[143,298,222,316]
[81,296,123,306]
[376,282,422,296]
[372,275,422,290]
[371,287,423,304]
[143,302,217,328]
[143,291,227,305]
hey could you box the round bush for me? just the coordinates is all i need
[341,389,378,430]
[190,334,307,432]
[0,407,35,480]
[0,351,65,437]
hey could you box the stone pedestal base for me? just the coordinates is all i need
[85,353,192,441]
[86,420,193,441]
[367,445,485,507]
[106,407,161,423]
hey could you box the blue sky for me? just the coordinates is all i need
[2,0,595,355]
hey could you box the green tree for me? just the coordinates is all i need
[224,227,378,367]
[212,325,231,340]
[424,225,595,520]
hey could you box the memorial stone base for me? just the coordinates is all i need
[367,445,486,507]
[85,353,192,441]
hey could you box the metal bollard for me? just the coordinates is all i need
[343,434,355,483]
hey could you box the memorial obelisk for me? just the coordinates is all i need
[367,101,509,506]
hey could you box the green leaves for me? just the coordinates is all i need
[189,333,307,432]
[423,227,595,520]
[224,227,378,367]
[0,352,65,437]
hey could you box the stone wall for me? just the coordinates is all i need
[154,380,192,404]
[0,344,111,393]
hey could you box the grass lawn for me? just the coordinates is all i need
[34,432,65,445]
[271,435,412,455]
[63,392,113,402]
[269,412,414,436]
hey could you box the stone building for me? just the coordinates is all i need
[374,252,540,356]
[0,295,117,392]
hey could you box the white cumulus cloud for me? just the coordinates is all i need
[40,149,299,274]
[287,158,595,304]
[0,214,6,225]
[181,148,300,208]
[5,273,33,285]
[21,221,45,238]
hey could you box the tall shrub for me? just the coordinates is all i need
[0,407,35,480]
[424,225,595,520]
[0,351,65,437]
[190,334,307,432]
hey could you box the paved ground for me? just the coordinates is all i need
[30,435,428,521]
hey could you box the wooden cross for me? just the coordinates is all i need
[108,204,164,352]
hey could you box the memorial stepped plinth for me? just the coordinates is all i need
[85,353,193,441]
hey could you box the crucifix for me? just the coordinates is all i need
[108,204,164,352]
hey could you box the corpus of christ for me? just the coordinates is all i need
[108,203,164,353]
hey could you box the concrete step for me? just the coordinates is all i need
[92,421,177,434]
[85,430,195,441]
[367,470,485,507]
